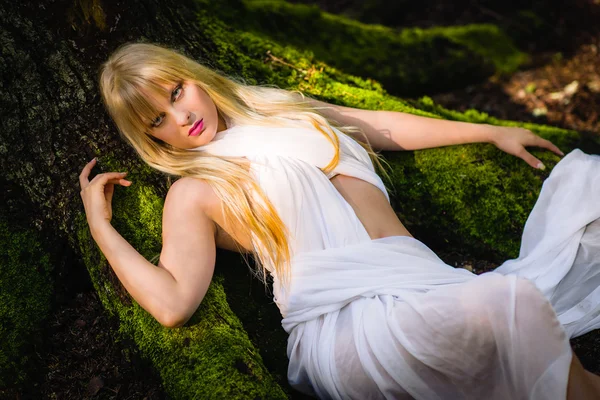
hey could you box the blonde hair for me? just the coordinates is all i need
[99,42,390,287]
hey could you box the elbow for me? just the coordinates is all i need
[159,310,189,329]
[158,293,206,328]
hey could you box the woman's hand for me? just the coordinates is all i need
[79,158,132,230]
[487,125,564,170]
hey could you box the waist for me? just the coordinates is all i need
[273,236,474,326]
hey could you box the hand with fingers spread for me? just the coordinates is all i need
[488,125,565,170]
[79,158,132,230]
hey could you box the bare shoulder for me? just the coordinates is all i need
[166,178,252,253]
[165,177,220,213]
[163,177,222,233]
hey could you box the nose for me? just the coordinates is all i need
[174,108,191,126]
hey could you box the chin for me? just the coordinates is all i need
[184,130,212,149]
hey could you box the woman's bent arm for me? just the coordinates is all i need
[91,222,185,327]
[90,177,217,328]
[155,177,217,327]
[80,159,216,328]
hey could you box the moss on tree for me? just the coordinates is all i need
[0,219,53,389]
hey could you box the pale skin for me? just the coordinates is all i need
[79,81,599,398]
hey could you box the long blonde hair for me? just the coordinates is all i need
[99,42,389,286]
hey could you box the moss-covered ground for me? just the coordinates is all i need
[201,0,526,96]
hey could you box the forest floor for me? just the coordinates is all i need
[24,7,600,400]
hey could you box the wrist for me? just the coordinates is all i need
[89,218,114,240]
[479,124,499,144]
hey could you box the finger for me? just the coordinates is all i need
[104,178,132,187]
[535,137,564,157]
[103,180,130,203]
[518,149,546,170]
[89,171,128,186]
[79,158,97,188]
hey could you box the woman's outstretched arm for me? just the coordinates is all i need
[79,159,216,328]
[307,98,564,169]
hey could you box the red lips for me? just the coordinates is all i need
[189,119,204,136]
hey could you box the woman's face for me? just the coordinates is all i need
[145,80,227,149]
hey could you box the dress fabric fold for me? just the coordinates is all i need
[194,121,600,400]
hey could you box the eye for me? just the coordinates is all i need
[151,112,166,128]
[171,83,183,102]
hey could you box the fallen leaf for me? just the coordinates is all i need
[525,82,537,93]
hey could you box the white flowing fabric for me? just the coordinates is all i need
[194,121,600,400]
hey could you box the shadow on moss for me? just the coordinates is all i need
[0,218,54,390]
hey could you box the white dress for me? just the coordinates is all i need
[193,121,600,400]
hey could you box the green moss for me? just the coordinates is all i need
[431,24,528,74]
[0,219,53,389]
[214,251,293,394]
[200,0,526,96]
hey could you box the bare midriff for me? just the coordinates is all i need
[209,173,412,254]
[330,174,413,240]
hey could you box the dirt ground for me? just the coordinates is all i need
[21,5,600,400]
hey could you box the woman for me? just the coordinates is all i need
[80,43,600,399]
